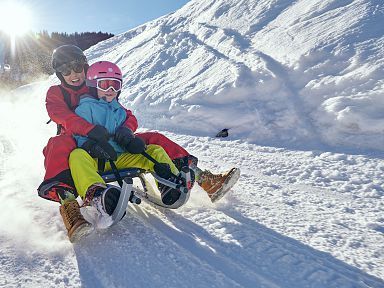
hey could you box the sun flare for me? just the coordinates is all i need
[0,1,32,36]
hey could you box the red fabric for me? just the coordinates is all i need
[136,131,190,160]
[122,108,138,132]
[46,85,94,136]
[43,134,77,180]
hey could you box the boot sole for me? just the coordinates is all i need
[210,168,240,203]
[69,223,94,243]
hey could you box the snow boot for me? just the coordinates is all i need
[159,176,181,205]
[172,155,197,188]
[85,184,122,216]
[159,170,193,206]
[38,181,78,203]
[173,155,198,171]
[60,200,93,243]
[198,168,240,203]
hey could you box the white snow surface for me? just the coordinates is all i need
[1,0,384,287]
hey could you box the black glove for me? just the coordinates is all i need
[154,162,172,179]
[82,140,117,161]
[114,126,134,147]
[126,137,146,154]
[87,125,109,143]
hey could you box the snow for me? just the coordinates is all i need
[1,0,384,287]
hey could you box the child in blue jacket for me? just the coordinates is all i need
[67,61,183,239]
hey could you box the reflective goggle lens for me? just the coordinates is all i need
[57,61,85,76]
[96,79,122,92]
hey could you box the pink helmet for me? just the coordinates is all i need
[86,61,122,88]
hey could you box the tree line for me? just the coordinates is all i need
[0,31,114,89]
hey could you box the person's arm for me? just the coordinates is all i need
[46,85,94,136]
[122,108,138,132]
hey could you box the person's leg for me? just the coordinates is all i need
[107,144,179,175]
[69,146,179,201]
[136,131,189,160]
[49,147,98,242]
[138,132,240,202]
[38,135,77,202]
[69,148,105,199]
[43,134,77,181]
[105,144,184,205]
[69,146,179,215]
[69,148,125,218]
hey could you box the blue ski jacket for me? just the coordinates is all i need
[74,94,127,154]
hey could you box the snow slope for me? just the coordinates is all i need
[86,0,384,152]
[1,0,384,287]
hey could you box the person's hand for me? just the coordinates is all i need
[82,140,117,161]
[87,125,109,143]
[126,137,146,154]
[114,126,134,147]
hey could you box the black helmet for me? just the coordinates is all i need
[52,45,87,70]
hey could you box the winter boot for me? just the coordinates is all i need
[172,155,197,189]
[38,181,78,203]
[59,200,93,243]
[159,172,189,205]
[198,168,240,203]
[85,184,122,216]
[173,155,198,171]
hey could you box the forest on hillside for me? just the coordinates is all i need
[0,31,113,89]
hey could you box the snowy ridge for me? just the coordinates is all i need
[86,0,384,152]
[0,0,384,287]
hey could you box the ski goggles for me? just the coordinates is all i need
[56,60,86,76]
[96,78,122,92]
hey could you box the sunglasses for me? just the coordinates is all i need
[56,60,85,76]
[96,78,122,92]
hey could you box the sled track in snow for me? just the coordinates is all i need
[133,204,384,288]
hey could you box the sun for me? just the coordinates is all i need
[0,1,32,36]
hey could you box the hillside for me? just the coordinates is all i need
[86,0,384,152]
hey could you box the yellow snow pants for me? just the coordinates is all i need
[69,144,178,198]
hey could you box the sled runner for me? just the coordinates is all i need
[98,159,193,227]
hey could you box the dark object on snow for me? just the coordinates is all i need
[216,128,229,138]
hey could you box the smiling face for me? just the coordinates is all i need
[97,88,118,102]
[62,70,86,87]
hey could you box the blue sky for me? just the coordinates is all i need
[2,0,190,35]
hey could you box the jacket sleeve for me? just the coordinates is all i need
[122,108,138,132]
[46,86,94,136]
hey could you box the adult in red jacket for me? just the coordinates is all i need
[38,45,190,203]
